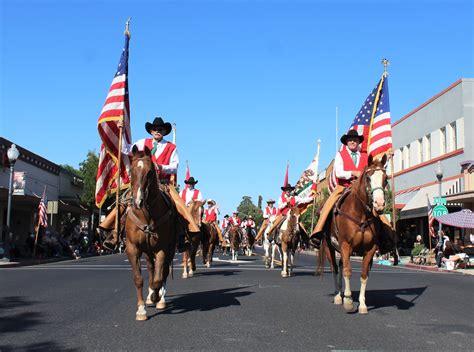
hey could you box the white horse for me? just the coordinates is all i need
[263,216,282,269]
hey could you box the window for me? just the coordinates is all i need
[417,138,423,164]
[440,127,446,155]
[450,122,457,150]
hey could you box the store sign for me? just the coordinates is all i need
[47,200,58,214]
[434,197,447,205]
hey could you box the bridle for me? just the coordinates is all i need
[364,166,387,209]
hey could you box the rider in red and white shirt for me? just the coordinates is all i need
[242,215,256,229]
[179,177,203,206]
[229,212,241,227]
[204,199,224,242]
[256,198,278,241]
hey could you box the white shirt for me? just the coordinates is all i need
[179,187,203,206]
[123,138,179,175]
[334,146,361,180]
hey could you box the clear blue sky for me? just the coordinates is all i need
[1,0,473,217]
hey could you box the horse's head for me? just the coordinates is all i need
[130,145,157,209]
[189,200,205,227]
[364,154,388,214]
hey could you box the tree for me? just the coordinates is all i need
[60,164,81,176]
[79,150,99,209]
[236,196,263,226]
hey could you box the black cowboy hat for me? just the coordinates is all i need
[184,177,198,185]
[145,117,172,136]
[281,183,295,191]
[340,129,364,145]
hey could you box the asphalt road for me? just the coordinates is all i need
[1,247,472,351]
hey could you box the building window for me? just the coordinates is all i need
[450,122,457,151]
[417,138,423,164]
[440,127,446,155]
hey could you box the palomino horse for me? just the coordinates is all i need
[125,146,176,321]
[229,225,241,261]
[278,207,302,277]
[241,226,256,256]
[201,221,219,267]
[182,200,205,279]
[319,155,390,314]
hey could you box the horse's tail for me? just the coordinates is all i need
[316,238,326,277]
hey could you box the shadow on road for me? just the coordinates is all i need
[0,296,78,351]
[351,286,429,312]
[149,286,253,318]
[194,270,242,277]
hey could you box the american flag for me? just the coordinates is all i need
[328,75,393,192]
[95,26,132,208]
[427,194,436,237]
[38,191,48,228]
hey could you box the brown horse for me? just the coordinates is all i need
[278,207,301,277]
[182,200,205,278]
[125,146,176,321]
[319,154,389,314]
[201,222,219,267]
[229,225,241,261]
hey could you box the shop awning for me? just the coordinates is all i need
[436,209,474,228]
[395,188,420,209]
[400,179,459,220]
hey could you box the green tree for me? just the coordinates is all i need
[299,188,330,232]
[79,150,99,209]
[60,164,81,176]
[236,196,263,226]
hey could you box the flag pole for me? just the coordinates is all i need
[114,17,131,241]
[310,139,321,232]
[33,185,47,258]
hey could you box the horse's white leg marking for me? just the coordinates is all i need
[136,304,147,321]
[358,277,368,314]
[343,276,354,311]
[146,286,155,305]
[156,285,166,310]
[281,250,288,277]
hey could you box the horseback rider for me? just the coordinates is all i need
[179,176,203,206]
[204,199,224,243]
[243,215,256,236]
[309,129,395,251]
[256,198,277,241]
[99,117,200,251]
[267,183,313,236]
[229,211,241,227]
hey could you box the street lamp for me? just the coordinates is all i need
[436,161,443,244]
[4,144,20,261]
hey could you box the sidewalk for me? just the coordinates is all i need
[0,254,95,268]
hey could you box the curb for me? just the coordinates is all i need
[0,254,98,268]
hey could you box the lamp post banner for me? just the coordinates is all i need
[13,171,25,195]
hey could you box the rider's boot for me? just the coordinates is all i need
[103,229,118,251]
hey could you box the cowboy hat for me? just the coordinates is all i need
[266,198,275,203]
[145,117,172,136]
[281,183,295,191]
[340,129,364,145]
[184,177,198,185]
[207,199,216,205]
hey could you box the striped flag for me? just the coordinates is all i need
[38,191,48,228]
[95,25,132,208]
[427,195,436,237]
[328,74,393,193]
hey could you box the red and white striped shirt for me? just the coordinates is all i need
[205,206,219,222]
[179,188,203,206]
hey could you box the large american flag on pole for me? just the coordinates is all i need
[95,25,132,208]
[328,74,393,193]
[38,190,48,228]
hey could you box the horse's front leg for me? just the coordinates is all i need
[359,247,376,314]
[340,242,354,311]
[153,250,167,310]
[126,246,147,321]
[145,254,157,305]
[281,242,289,277]
[263,239,270,268]
[182,250,189,279]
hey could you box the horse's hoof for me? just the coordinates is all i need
[334,295,343,305]
[145,299,153,305]
[182,273,188,279]
[156,301,166,310]
[264,264,270,269]
[136,314,147,321]
[188,271,194,277]
[343,299,354,312]
[281,271,288,278]
[358,305,368,314]
[206,263,210,268]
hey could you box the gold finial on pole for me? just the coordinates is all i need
[124,17,132,37]
[381,58,390,77]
